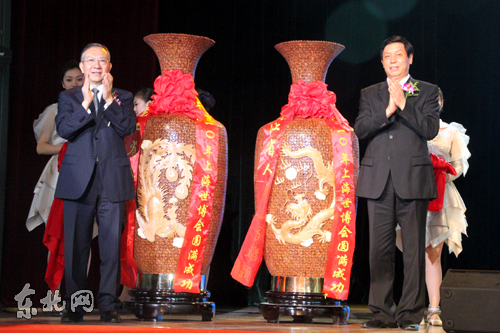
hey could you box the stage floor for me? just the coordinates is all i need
[0,305,445,332]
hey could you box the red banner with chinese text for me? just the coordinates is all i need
[322,117,356,300]
[230,115,292,287]
[174,113,219,293]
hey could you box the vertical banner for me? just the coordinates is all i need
[230,116,292,287]
[174,119,219,293]
[323,117,355,300]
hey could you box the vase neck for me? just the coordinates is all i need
[275,41,345,84]
[144,33,215,79]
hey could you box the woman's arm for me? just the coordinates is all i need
[36,131,63,155]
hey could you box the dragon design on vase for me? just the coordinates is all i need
[267,146,336,247]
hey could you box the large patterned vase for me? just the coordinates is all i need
[128,33,228,321]
[256,40,359,323]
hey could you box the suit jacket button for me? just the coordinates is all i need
[387,156,391,160]
[389,135,393,139]
[95,137,98,140]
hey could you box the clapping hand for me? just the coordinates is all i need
[386,95,397,118]
[102,73,114,106]
[388,78,406,111]
[81,72,93,110]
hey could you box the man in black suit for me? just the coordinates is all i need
[354,36,440,331]
[55,43,136,323]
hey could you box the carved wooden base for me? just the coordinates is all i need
[124,288,215,321]
[258,291,349,324]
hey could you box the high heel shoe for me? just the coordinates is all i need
[427,306,442,326]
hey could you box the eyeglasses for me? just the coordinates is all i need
[84,58,109,65]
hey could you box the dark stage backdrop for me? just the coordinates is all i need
[2,0,499,308]
[1,0,159,306]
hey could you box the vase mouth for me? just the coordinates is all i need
[275,40,345,84]
[144,33,215,78]
[275,39,345,48]
[144,33,215,45]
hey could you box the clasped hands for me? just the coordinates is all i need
[81,72,114,110]
[386,78,406,118]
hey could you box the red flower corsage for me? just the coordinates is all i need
[112,91,122,105]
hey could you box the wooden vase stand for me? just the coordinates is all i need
[258,291,349,324]
[124,288,215,322]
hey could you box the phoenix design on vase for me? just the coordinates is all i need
[136,138,195,247]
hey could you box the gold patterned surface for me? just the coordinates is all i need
[275,40,345,84]
[143,33,215,78]
[260,118,335,277]
[134,114,228,275]
[258,120,359,277]
[254,122,359,278]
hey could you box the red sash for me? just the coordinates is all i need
[174,112,220,293]
[43,142,67,291]
[322,117,356,300]
[230,115,292,286]
[428,153,456,212]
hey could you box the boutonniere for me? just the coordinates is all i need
[112,90,122,105]
[402,81,419,98]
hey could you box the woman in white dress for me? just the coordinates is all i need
[424,88,470,325]
[395,88,470,325]
[26,61,83,230]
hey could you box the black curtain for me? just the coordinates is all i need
[2,0,499,308]
[1,0,158,306]
[159,0,500,306]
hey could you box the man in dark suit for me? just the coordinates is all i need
[55,43,136,323]
[354,36,440,331]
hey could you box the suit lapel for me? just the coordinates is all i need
[378,81,390,106]
[96,97,106,123]
[89,100,97,119]
[76,85,84,104]
[94,105,105,133]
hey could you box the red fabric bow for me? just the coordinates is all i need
[280,80,351,131]
[428,153,457,212]
[281,80,336,118]
[149,69,204,120]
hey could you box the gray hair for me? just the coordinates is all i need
[80,43,111,62]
